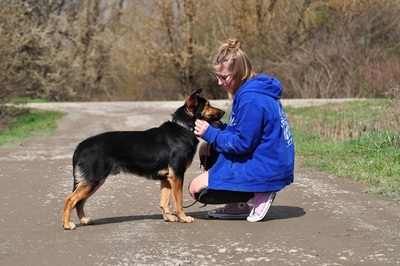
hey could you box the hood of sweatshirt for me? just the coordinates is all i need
[235,74,282,100]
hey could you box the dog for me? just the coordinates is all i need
[62,89,225,229]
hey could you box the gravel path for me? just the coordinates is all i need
[1,99,399,266]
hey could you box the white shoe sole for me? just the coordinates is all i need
[246,192,276,222]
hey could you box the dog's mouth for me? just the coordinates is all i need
[203,114,225,123]
[196,109,225,123]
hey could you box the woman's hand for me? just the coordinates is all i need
[194,119,210,137]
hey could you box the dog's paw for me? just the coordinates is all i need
[163,214,179,222]
[179,215,195,223]
[63,222,76,230]
[80,217,92,225]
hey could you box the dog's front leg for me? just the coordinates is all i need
[160,179,179,222]
[169,176,195,223]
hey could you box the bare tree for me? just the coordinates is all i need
[0,0,123,101]
[141,0,198,98]
[1,0,400,101]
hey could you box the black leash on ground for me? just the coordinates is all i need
[183,200,207,208]
[183,200,198,208]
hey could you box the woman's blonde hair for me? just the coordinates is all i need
[212,39,256,93]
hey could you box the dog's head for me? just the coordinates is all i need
[185,89,225,123]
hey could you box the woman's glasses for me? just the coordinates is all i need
[215,73,231,83]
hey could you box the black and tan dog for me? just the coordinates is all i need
[62,89,224,230]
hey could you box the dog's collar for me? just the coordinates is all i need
[172,118,194,132]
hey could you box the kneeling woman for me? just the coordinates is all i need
[189,39,295,222]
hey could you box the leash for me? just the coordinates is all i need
[185,143,212,209]
[183,200,198,208]
[183,200,207,209]
[199,142,210,171]
[204,143,209,170]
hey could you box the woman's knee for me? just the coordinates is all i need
[188,171,209,199]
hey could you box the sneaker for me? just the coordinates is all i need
[247,192,276,222]
[207,202,251,219]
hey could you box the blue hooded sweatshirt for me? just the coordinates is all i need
[202,74,294,192]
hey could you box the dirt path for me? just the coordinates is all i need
[1,99,399,266]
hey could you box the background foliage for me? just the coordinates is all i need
[1,0,399,101]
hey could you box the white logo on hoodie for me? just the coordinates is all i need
[228,111,237,126]
[279,103,293,147]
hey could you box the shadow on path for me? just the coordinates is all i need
[84,205,305,227]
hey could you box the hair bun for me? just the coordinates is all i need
[227,39,240,50]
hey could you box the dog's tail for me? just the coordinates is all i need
[71,156,115,192]
[72,164,85,192]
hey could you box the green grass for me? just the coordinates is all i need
[286,99,400,203]
[0,98,49,104]
[0,106,64,147]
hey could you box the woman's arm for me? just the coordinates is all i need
[202,100,265,155]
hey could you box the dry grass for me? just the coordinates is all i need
[286,93,399,203]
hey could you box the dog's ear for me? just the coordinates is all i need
[189,88,203,98]
[186,88,203,108]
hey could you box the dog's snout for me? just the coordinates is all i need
[218,109,225,119]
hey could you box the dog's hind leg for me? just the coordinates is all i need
[62,182,93,230]
[160,179,179,222]
[75,199,90,225]
[168,173,194,223]
[75,178,106,226]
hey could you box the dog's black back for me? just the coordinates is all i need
[73,121,198,188]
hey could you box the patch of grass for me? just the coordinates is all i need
[0,98,49,104]
[286,99,400,203]
[0,106,64,148]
